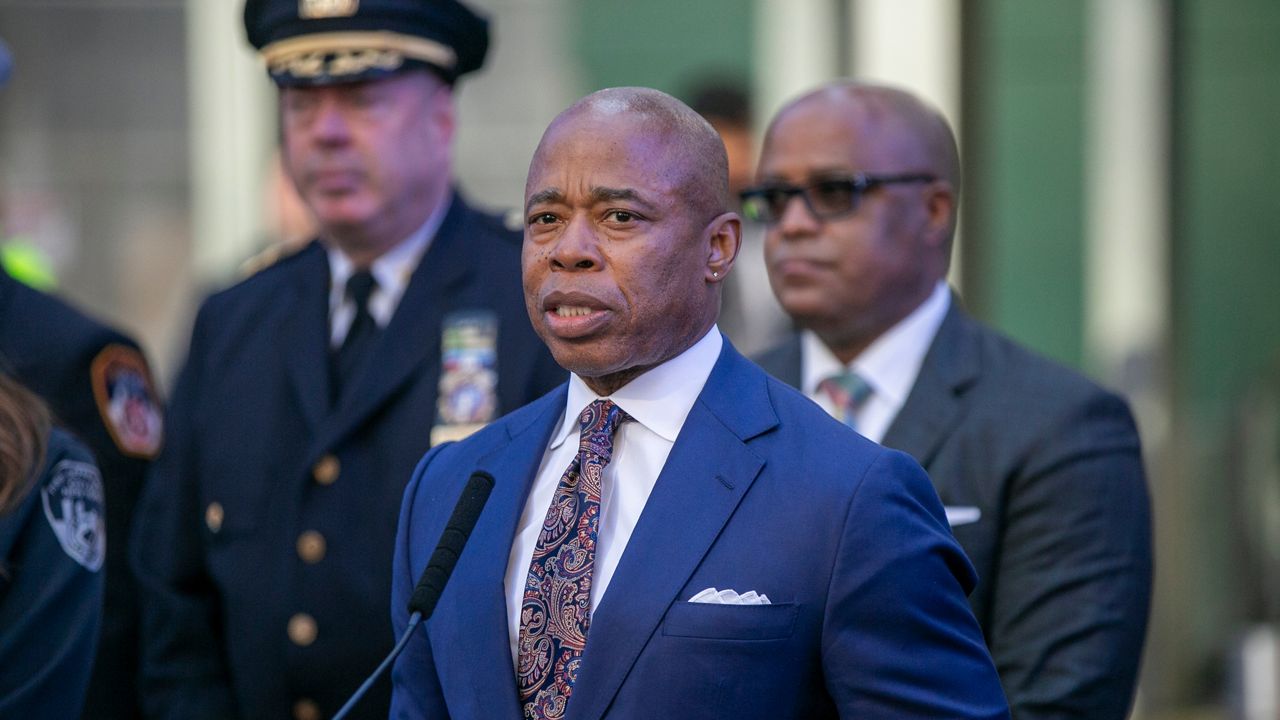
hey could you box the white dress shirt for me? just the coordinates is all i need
[801,281,951,443]
[504,327,723,664]
[325,194,450,347]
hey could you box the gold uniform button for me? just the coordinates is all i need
[296,531,326,564]
[205,502,224,533]
[288,613,318,646]
[292,698,321,720]
[313,455,339,486]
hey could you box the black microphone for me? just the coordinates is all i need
[332,471,495,720]
[408,470,495,617]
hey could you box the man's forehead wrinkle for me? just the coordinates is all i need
[525,187,565,210]
[591,187,643,203]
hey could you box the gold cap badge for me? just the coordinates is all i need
[299,0,359,20]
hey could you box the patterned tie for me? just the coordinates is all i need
[517,399,631,720]
[331,269,378,401]
[818,370,873,430]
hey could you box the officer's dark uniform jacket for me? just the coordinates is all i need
[0,269,159,720]
[132,193,565,720]
[0,429,106,718]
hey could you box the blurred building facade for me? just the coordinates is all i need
[2,0,1278,717]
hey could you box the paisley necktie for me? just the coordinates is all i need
[517,399,631,720]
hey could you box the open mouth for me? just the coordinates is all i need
[554,305,596,318]
[542,293,612,338]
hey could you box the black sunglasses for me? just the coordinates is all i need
[739,173,937,224]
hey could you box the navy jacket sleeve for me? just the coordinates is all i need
[822,448,1010,718]
[0,430,105,718]
[130,304,238,720]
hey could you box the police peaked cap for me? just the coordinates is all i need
[244,0,490,86]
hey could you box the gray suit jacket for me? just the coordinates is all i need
[755,299,1152,720]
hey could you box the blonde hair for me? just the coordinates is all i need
[0,372,50,516]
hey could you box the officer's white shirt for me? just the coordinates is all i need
[800,281,950,443]
[504,326,723,665]
[325,193,450,347]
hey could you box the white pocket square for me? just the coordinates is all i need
[945,505,982,527]
[688,587,771,605]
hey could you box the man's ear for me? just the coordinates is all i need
[705,212,742,283]
[923,180,956,250]
[428,84,457,146]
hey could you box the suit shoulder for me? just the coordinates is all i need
[212,241,320,301]
[751,336,798,380]
[190,242,323,338]
[0,280,162,460]
[759,371,888,474]
[961,319,1137,439]
[2,277,134,357]
[975,321,1124,404]
[453,194,523,248]
[236,240,312,279]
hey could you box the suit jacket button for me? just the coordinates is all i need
[292,698,321,720]
[288,613,318,647]
[205,502,224,533]
[313,455,340,485]
[297,531,326,564]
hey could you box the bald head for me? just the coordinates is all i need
[757,81,961,362]
[521,86,741,395]
[767,81,961,210]
[532,87,732,221]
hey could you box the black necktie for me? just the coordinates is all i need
[331,269,378,402]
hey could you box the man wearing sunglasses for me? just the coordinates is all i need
[749,82,1152,720]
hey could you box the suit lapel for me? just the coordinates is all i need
[312,199,474,455]
[429,388,566,720]
[881,298,982,471]
[281,243,332,434]
[567,343,776,720]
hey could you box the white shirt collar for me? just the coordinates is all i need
[802,281,951,413]
[325,193,451,339]
[549,326,724,450]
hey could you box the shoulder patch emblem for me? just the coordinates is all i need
[91,344,163,459]
[41,460,106,571]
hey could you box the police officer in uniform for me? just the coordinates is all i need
[130,2,564,718]
[1,42,161,720]
[0,374,107,719]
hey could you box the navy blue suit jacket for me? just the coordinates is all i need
[756,300,1152,719]
[131,195,566,720]
[390,341,1010,719]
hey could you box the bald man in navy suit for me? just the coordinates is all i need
[389,87,1010,720]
